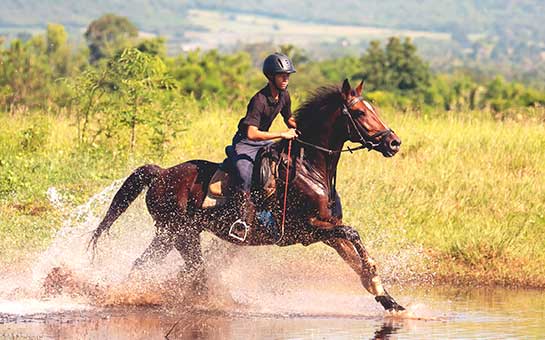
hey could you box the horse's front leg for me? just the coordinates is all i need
[313,226,405,312]
[307,195,342,229]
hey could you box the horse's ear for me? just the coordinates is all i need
[355,80,365,96]
[342,78,351,98]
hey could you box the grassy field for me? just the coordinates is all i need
[1,105,544,287]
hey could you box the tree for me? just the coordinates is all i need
[171,49,252,102]
[46,24,70,76]
[359,40,387,90]
[279,44,309,65]
[359,37,431,94]
[70,48,175,151]
[135,37,167,58]
[0,37,50,111]
[84,14,138,64]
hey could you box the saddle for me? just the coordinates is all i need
[201,144,280,209]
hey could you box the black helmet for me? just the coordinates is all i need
[262,53,296,79]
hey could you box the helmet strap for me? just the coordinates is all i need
[268,75,286,94]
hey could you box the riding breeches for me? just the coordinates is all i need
[230,132,273,192]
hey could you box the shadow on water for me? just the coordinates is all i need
[0,307,406,340]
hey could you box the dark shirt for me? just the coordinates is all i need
[237,85,292,137]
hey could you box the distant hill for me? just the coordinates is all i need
[0,0,190,33]
[2,0,544,42]
[193,0,545,40]
[1,0,544,83]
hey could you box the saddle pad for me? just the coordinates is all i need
[209,169,230,196]
[202,169,231,208]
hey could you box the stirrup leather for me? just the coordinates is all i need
[229,219,249,242]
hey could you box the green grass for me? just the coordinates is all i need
[1,107,544,287]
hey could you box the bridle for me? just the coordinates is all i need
[295,96,393,155]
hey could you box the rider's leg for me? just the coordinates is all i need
[233,156,255,228]
[233,138,262,228]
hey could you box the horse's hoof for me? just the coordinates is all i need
[375,294,406,312]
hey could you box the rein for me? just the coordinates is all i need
[276,139,292,244]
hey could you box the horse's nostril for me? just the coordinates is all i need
[390,139,401,149]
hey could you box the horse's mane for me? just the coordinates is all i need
[294,85,343,130]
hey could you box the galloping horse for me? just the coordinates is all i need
[89,79,405,312]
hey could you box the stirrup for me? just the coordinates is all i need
[229,219,249,242]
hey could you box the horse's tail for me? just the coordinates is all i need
[88,164,161,253]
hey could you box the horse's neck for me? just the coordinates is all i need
[300,140,342,182]
[298,122,345,180]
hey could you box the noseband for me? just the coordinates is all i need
[342,96,393,151]
[296,96,393,155]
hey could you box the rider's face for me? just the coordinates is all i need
[274,73,290,90]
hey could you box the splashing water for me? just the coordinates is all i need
[1,178,433,319]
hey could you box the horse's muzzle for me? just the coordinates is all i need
[380,134,401,157]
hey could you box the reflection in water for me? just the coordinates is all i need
[0,308,403,340]
[371,322,400,340]
[1,285,545,339]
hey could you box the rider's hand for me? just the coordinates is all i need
[281,128,299,140]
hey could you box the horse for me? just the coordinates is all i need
[89,79,405,312]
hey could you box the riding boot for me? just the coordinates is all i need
[239,191,256,227]
[229,190,255,241]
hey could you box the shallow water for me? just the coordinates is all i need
[1,183,543,339]
[0,285,544,339]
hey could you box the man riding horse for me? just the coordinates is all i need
[228,52,299,240]
[89,53,405,312]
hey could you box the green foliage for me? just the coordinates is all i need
[0,24,85,112]
[170,49,253,102]
[84,14,138,63]
[0,37,50,110]
[279,44,309,65]
[19,118,49,152]
[358,37,431,93]
[1,17,544,132]
[135,37,167,58]
[46,24,71,76]
[69,48,179,153]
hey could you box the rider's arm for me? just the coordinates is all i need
[281,92,297,129]
[247,125,295,141]
[286,116,297,129]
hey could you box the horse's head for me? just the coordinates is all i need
[339,79,401,157]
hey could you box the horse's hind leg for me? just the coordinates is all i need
[173,230,207,295]
[131,222,174,272]
[321,227,405,312]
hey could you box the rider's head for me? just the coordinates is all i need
[262,53,296,92]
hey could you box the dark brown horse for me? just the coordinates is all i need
[89,79,405,312]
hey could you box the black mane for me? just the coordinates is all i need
[294,85,343,131]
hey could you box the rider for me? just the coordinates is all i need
[229,52,299,239]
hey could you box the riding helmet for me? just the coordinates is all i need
[262,53,296,79]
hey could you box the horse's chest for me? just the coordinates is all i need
[295,164,328,198]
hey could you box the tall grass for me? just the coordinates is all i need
[1,107,544,286]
